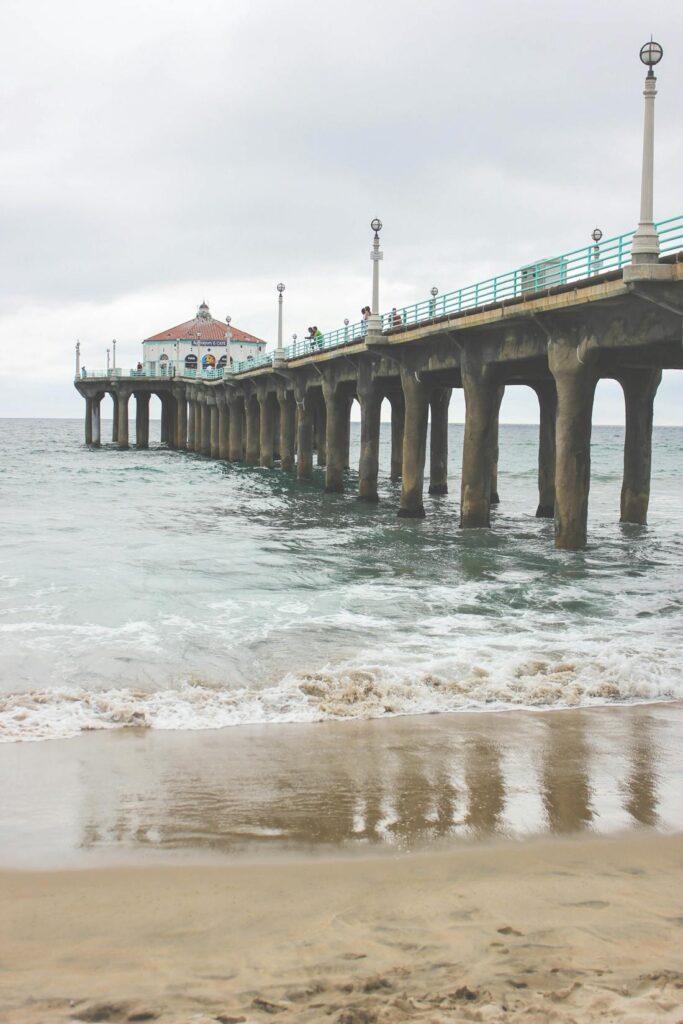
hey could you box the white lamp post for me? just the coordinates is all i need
[591,228,602,275]
[430,285,438,317]
[368,218,383,335]
[629,39,665,272]
[106,347,110,373]
[274,283,286,364]
[75,340,81,378]
[112,338,117,371]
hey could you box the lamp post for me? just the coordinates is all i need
[75,340,81,379]
[106,347,110,373]
[631,39,663,265]
[368,218,383,335]
[112,338,117,371]
[591,228,602,275]
[275,283,286,364]
[344,317,349,343]
[430,285,438,317]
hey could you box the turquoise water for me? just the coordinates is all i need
[1,418,682,742]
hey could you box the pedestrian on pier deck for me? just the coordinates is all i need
[81,366,87,378]
[361,306,371,337]
[307,326,316,351]
[313,326,324,350]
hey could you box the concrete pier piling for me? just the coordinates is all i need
[460,359,502,529]
[245,392,260,465]
[84,397,93,445]
[357,367,382,502]
[228,395,244,462]
[428,388,451,496]
[398,368,430,518]
[322,379,346,493]
[209,400,219,459]
[258,389,275,468]
[200,400,211,456]
[295,387,314,480]
[389,391,405,483]
[618,367,661,525]
[548,336,598,551]
[278,389,296,472]
[533,380,557,518]
[116,391,130,450]
[135,393,150,449]
[217,398,230,460]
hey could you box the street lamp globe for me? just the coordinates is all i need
[640,39,663,72]
[430,286,439,298]
[277,282,286,293]
[370,218,382,235]
[344,318,349,326]
[292,333,297,342]
[591,228,603,244]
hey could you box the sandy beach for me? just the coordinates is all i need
[1,831,682,1023]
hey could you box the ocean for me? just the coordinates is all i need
[1,417,682,744]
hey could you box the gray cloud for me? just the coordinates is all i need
[0,0,681,418]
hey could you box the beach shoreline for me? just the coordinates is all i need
[2,830,682,1023]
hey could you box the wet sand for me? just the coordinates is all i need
[2,832,683,1023]
[1,704,682,1022]
[1,702,682,867]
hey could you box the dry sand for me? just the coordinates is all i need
[1,832,682,1023]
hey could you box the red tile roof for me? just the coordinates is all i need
[144,305,267,345]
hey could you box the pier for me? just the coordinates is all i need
[75,217,683,551]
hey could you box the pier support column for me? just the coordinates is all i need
[617,367,661,525]
[489,386,504,505]
[160,398,170,445]
[322,379,346,493]
[175,394,188,450]
[187,399,196,451]
[389,390,404,482]
[92,395,102,447]
[315,399,327,467]
[200,401,211,456]
[116,391,130,449]
[357,367,382,502]
[428,388,451,495]
[273,401,281,461]
[295,386,314,480]
[217,398,230,460]
[228,396,244,461]
[193,397,201,450]
[277,389,297,471]
[548,337,598,550]
[209,401,219,458]
[84,397,93,445]
[460,360,503,529]
[135,393,150,448]
[532,380,557,518]
[258,390,275,468]
[342,396,352,470]
[245,393,260,465]
[398,368,430,518]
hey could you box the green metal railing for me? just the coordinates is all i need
[381,215,683,330]
[79,215,682,383]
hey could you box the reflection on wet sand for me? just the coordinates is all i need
[540,713,594,833]
[0,703,680,867]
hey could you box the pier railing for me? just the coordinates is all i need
[79,214,683,382]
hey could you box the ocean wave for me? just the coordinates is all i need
[1,653,681,742]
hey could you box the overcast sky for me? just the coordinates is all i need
[1,0,681,421]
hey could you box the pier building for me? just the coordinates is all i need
[142,301,267,375]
